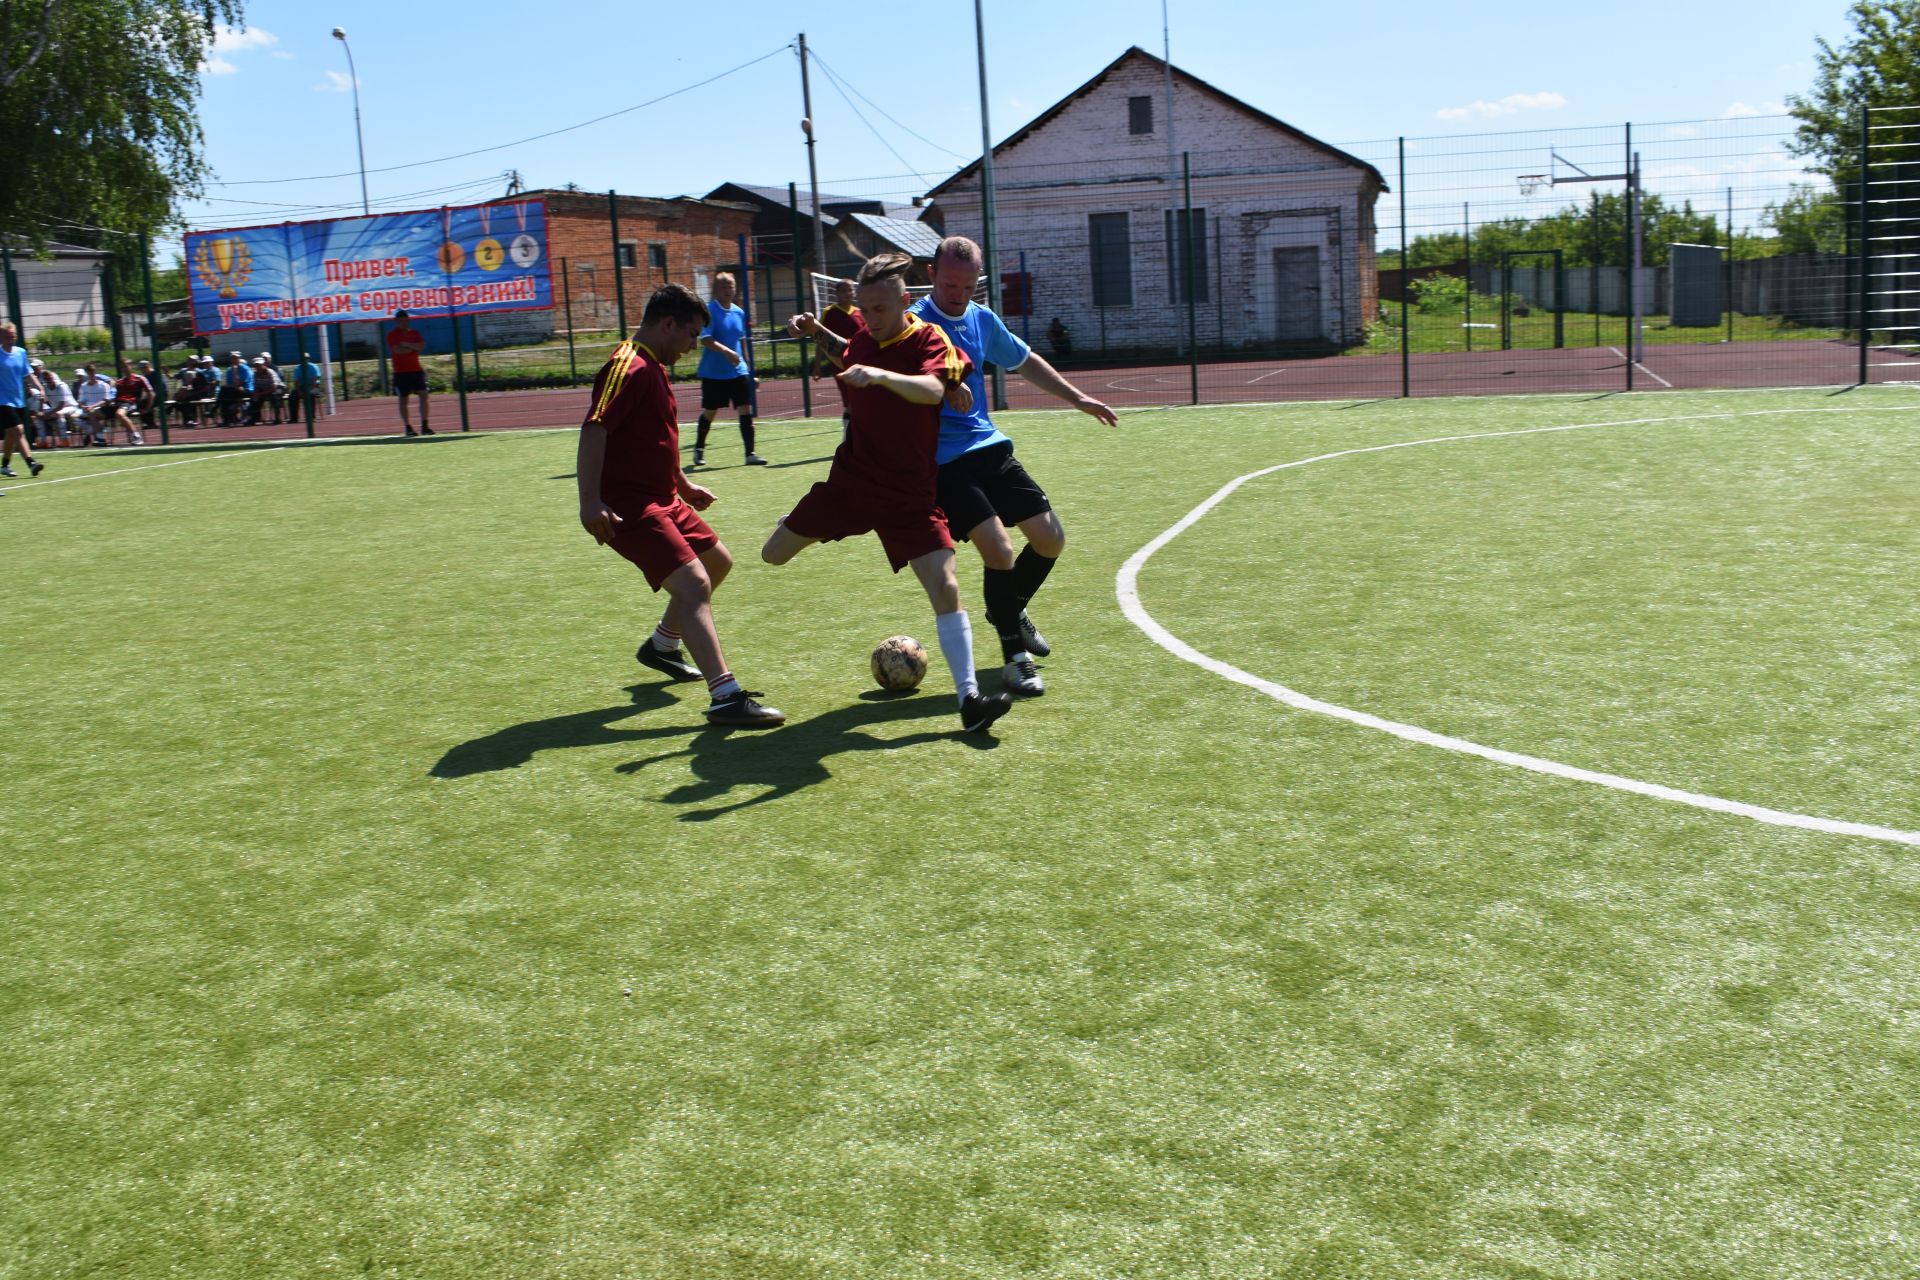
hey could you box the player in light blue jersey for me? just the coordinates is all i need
[692,273,765,468]
[909,236,1116,697]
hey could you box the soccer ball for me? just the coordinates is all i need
[870,635,928,692]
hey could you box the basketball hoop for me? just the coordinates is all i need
[1517,174,1548,197]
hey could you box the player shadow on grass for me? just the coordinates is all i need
[616,689,992,822]
[429,683,683,778]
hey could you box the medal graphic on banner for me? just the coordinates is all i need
[508,202,541,269]
[474,204,505,272]
[437,207,465,274]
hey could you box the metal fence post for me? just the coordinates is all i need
[1624,122,1634,391]
[560,256,578,384]
[102,261,124,370]
[1859,104,1872,385]
[1,243,22,340]
[788,183,811,418]
[1724,186,1735,345]
[336,323,350,401]
[736,234,758,417]
[1183,152,1199,405]
[608,189,628,337]
[142,237,167,444]
[1463,203,1473,352]
[1398,136,1410,397]
[451,312,470,432]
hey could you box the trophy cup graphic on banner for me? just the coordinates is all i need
[194,238,255,299]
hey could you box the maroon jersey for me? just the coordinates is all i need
[819,304,864,343]
[832,314,970,503]
[818,304,864,405]
[584,341,680,508]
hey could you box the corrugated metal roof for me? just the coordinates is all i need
[846,213,943,259]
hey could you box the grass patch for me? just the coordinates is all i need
[4,389,1918,1278]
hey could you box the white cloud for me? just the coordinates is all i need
[315,70,357,93]
[1722,101,1787,118]
[211,24,277,54]
[1667,124,1701,139]
[271,50,295,61]
[1435,91,1567,122]
[201,55,237,75]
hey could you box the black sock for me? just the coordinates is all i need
[1012,545,1057,611]
[695,415,713,450]
[740,414,756,454]
[982,567,1024,660]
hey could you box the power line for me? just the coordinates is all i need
[805,46,971,163]
[207,44,793,189]
[807,52,939,184]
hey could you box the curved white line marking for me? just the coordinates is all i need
[1118,404,1920,847]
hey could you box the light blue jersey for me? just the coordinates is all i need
[0,344,31,408]
[908,296,1031,465]
[696,303,751,380]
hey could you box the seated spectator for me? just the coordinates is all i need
[248,355,283,425]
[216,350,252,426]
[30,359,82,447]
[135,360,166,434]
[170,363,201,418]
[72,365,114,446]
[289,351,322,422]
[109,357,150,445]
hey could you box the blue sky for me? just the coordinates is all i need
[181,0,1856,237]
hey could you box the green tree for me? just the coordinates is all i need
[1402,191,1726,269]
[1789,1,1920,176]
[0,1,245,280]
[1760,184,1848,254]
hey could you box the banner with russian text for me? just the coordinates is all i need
[185,199,552,335]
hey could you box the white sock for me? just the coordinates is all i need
[934,609,978,703]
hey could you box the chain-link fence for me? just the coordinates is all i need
[0,109,1900,445]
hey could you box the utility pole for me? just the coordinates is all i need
[797,35,828,284]
[974,0,1006,409]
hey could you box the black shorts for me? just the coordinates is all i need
[700,376,754,412]
[0,404,23,431]
[394,370,428,395]
[935,440,1051,540]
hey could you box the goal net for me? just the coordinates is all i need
[809,271,988,317]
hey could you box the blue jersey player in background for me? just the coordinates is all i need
[693,273,765,468]
[909,235,1117,698]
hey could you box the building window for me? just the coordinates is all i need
[617,243,637,268]
[1089,212,1132,308]
[1129,95,1153,135]
[1164,208,1209,304]
[648,243,668,270]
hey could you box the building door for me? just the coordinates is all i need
[1273,246,1323,343]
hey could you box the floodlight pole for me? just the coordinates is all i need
[331,30,370,216]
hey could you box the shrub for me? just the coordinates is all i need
[32,325,112,354]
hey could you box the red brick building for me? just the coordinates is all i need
[532,188,757,333]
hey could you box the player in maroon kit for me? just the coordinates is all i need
[769,252,1012,734]
[577,283,783,728]
[812,277,862,432]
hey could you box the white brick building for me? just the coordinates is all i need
[925,48,1385,356]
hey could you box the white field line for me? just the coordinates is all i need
[1116,404,1920,847]
[2,446,295,492]
[1609,346,1674,388]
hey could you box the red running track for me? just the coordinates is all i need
[115,338,1909,449]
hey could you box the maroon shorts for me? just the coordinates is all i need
[607,497,718,590]
[783,478,952,572]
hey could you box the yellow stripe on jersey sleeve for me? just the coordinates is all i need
[587,342,638,424]
[930,326,966,382]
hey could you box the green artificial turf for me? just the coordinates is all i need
[3,387,1917,1278]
